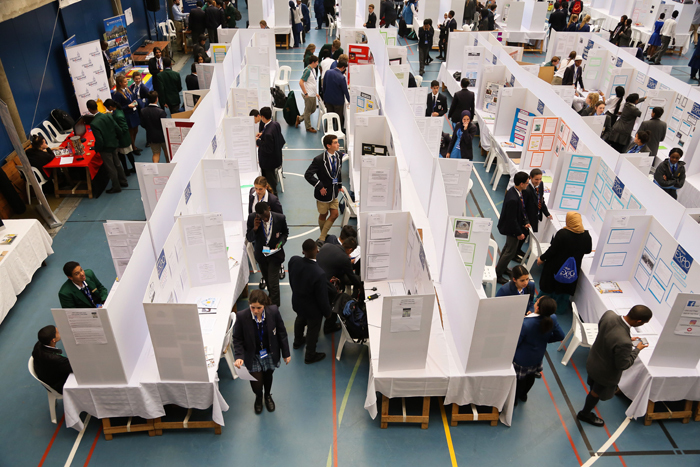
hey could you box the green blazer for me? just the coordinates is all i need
[156,69,182,111]
[110,109,131,149]
[225,3,237,28]
[58,269,109,308]
[90,112,122,153]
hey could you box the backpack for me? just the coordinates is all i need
[282,90,300,126]
[234,8,242,21]
[398,18,408,37]
[50,109,75,133]
[439,131,451,157]
[554,257,578,284]
[333,292,368,342]
[270,87,286,108]
[571,1,582,15]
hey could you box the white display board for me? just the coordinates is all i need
[404,88,430,118]
[103,221,148,278]
[196,63,216,89]
[183,89,209,111]
[353,115,392,169]
[175,159,244,222]
[389,64,410,88]
[64,40,111,115]
[228,87,260,118]
[462,46,484,91]
[136,162,177,221]
[222,117,258,173]
[360,156,402,212]
[437,159,473,215]
[415,117,444,155]
[649,293,700,369]
[178,214,230,288]
[161,118,194,161]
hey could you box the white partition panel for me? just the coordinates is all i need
[136,162,177,221]
[649,293,700,369]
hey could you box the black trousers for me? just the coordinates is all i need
[259,258,281,306]
[294,314,323,357]
[439,35,447,57]
[249,369,273,396]
[516,374,537,399]
[496,235,520,278]
[261,167,278,194]
[325,103,345,131]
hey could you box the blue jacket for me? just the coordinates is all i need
[301,3,311,32]
[514,314,565,367]
[496,280,536,315]
[323,68,350,106]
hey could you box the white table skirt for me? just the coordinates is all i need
[677,172,700,208]
[0,219,53,323]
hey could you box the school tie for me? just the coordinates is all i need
[671,164,677,175]
[81,284,97,307]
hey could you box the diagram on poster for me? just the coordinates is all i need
[510,108,535,147]
[483,82,500,112]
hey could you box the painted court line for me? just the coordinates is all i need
[582,418,632,467]
[38,414,65,467]
[83,425,102,467]
[471,167,500,219]
[64,414,91,467]
[541,373,583,466]
[439,399,459,467]
[327,348,364,467]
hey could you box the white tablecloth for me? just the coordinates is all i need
[496,23,548,45]
[0,219,53,323]
[677,172,700,208]
[438,63,462,97]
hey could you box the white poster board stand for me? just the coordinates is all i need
[649,294,700,369]
[136,162,177,220]
[64,40,111,115]
[222,117,258,174]
[360,156,401,212]
[161,119,194,161]
[103,221,148,278]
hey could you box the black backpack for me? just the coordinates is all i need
[233,8,242,21]
[333,292,368,342]
[270,87,286,108]
[50,109,75,133]
[282,90,300,126]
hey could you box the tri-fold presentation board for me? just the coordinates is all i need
[239,62,271,108]
[448,215,492,285]
[136,162,177,220]
[196,63,216,90]
[439,228,528,373]
[211,43,229,63]
[348,85,380,136]
[352,115,393,170]
[549,153,646,234]
[174,159,244,222]
[360,156,401,212]
[390,63,410,88]
[227,87,260,118]
[461,46,484,90]
[183,89,209,111]
[348,63,376,87]
[161,119,194,161]
[436,158,473,216]
[414,117,444,155]
[404,87,430,117]
[222,116,258,174]
[649,293,700,370]
[104,221,148,278]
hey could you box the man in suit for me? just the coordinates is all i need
[487,4,496,30]
[495,171,531,284]
[437,10,457,60]
[448,78,475,128]
[250,109,265,133]
[192,34,212,63]
[322,56,349,130]
[58,261,109,308]
[140,91,169,162]
[562,56,585,90]
[288,239,334,363]
[186,63,200,90]
[204,0,223,42]
[32,325,72,394]
[157,58,182,114]
[426,80,447,117]
[654,148,686,199]
[100,40,113,86]
[380,0,397,27]
[147,47,164,97]
[317,236,361,333]
[520,168,552,261]
[246,202,289,307]
[305,135,343,242]
[578,306,652,427]
[418,20,434,76]
[325,224,356,247]
[189,1,207,43]
[256,107,285,195]
[364,3,377,28]
[87,100,128,194]
[548,3,567,32]
[637,107,667,158]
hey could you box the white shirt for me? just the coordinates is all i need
[301,65,317,97]
[605,96,622,114]
[262,216,273,244]
[572,95,587,112]
[251,189,269,213]
[72,280,88,291]
[554,58,573,79]
[620,315,631,329]
[320,57,335,81]
[660,18,677,39]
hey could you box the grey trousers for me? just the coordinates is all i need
[495,234,520,278]
[100,150,127,189]
[652,35,671,64]
[419,46,429,74]
[303,96,317,130]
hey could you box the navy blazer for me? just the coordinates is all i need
[256,121,286,170]
[139,104,167,144]
[425,92,447,117]
[446,122,477,160]
[513,314,566,367]
[523,182,550,232]
[447,88,475,123]
[246,211,289,264]
[496,280,536,315]
[418,26,434,49]
[233,306,290,370]
[288,256,333,319]
[248,188,283,215]
[497,187,528,238]
[305,151,343,202]
[317,243,362,291]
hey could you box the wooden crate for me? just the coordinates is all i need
[450,403,499,426]
[153,408,221,435]
[380,395,431,429]
[101,417,156,440]
[644,400,693,426]
[1,153,30,218]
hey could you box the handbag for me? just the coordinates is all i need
[554,257,578,284]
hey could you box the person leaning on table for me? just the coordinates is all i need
[654,147,686,200]
[58,261,109,309]
[233,289,291,414]
[577,306,652,427]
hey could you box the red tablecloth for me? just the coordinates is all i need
[43,126,103,179]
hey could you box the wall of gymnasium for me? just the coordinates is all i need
[0,0,169,163]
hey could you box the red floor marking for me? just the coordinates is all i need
[569,355,626,466]
[37,414,65,467]
[331,337,338,467]
[541,374,583,466]
[83,425,102,466]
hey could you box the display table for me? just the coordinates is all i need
[132,41,171,65]
[62,231,248,432]
[273,26,292,49]
[0,219,53,323]
[43,126,104,199]
[437,63,462,96]
[495,22,548,53]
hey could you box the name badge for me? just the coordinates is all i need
[259,349,268,358]
[263,246,271,254]
[332,178,338,184]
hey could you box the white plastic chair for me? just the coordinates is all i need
[484,135,498,173]
[463,24,473,31]
[221,312,239,379]
[320,113,345,149]
[414,75,423,87]
[316,98,327,130]
[327,14,336,38]
[28,357,63,424]
[276,166,285,193]
[158,22,170,40]
[43,121,69,143]
[558,303,598,366]
[491,156,508,191]
[23,167,50,204]
[482,239,499,297]
[336,317,366,360]
[340,187,357,227]
[521,227,550,270]
[30,128,60,149]
[167,19,177,38]
[274,66,292,93]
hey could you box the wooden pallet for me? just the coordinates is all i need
[450,403,499,426]
[102,417,156,440]
[644,400,693,426]
[695,401,700,422]
[380,395,430,429]
[153,408,221,435]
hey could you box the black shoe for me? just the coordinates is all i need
[279,265,286,280]
[514,255,524,263]
[133,149,142,155]
[259,277,266,290]
[497,277,509,285]
[265,394,276,412]
[535,372,542,379]
[324,323,342,334]
[305,352,326,364]
[518,393,528,402]
[120,182,129,188]
[516,250,526,257]
[293,336,306,349]
[106,188,122,194]
[254,396,263,414]
[316,238,325,249]
[577,411,604,427]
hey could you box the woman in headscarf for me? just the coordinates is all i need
[445,110,477,159]
[536,211,592,314]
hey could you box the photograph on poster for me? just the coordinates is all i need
[454,220,472,239]
[640,250,655,274]
[634,264,650,290]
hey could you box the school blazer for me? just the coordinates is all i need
[305,152,343,202]
[425,92,447,117]
[58,269,109,308]
[248,188,283,215]
[233,306,290,370]
[523,183,550,231]
[246,211,289,264]
[288,256,333,319]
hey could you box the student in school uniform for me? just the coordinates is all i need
[248,175,283,215]
[654,148,686,200]
[445,110,477,160]
[496,265,537,315]
[425,80,447,117]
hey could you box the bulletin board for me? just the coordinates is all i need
[510,108,536,147]
[161,119,194,161]
[104,221,148,278]
[521,116,559,170]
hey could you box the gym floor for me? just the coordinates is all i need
[2,4,699,466]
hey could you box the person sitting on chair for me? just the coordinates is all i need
[58,261,109,309]
[32,325,72,394]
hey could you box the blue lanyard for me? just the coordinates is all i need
[262,219,272,244]
[330,154,337,175]
[256,311,266,350]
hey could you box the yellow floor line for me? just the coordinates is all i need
[439,398,459,467]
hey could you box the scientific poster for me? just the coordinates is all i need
[103,15,132,75]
